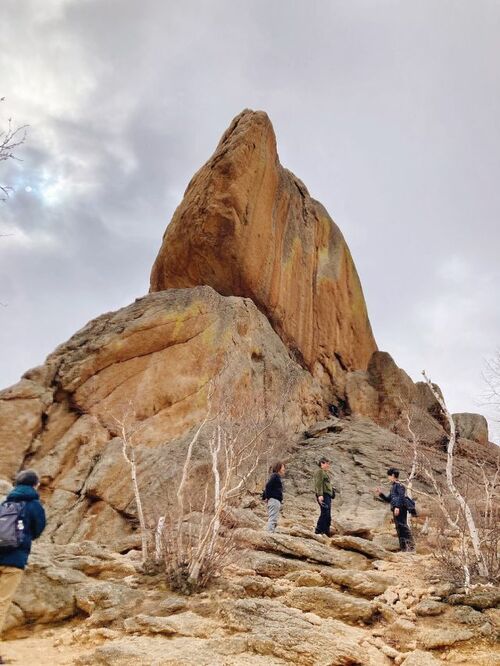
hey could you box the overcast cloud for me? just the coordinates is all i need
[1,0,499,440]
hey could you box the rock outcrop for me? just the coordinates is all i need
[0,379,52,479]
[345,351,448,446]
[453,412,489,446]
[1,109,497,666]
[0,287,323,547]
[150,109,377,394]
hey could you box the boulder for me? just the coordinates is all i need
[77,635,299,665]
[451,605,486,626]
[123,612,220,638]
[413,599,445,616]
[38,287,321,445]
[365,352,414,425]
[233,528,369,569]
[330,535,392,560]
[284,586,376,623]
[246,551,315,579]
[4,542,141,633]
[150,109,377,394]
[345,352,448,445]
[4,288,322,547]
[286,571,325,587]
[219,597,388,665]
[400,651,441,665]
[320,568,395,598]
[453,413,489,445]
[372,535,400,552]
[418,627,474,649]
[448,588,500,610]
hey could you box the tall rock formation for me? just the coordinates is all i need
[150,109,377,393]
[1,108,491,552]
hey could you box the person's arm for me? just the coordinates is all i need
[29,501,46,539]
[375,486,390,502]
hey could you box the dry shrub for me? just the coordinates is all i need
[151,365,295,593]
[417,450,500,587]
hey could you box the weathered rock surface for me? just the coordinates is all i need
[413,599,445,616]
[448,588,500,610]
[233,527,369,570]
[76,636,286,666]
[284,416,415,535]
[453,412,489,445]
[0,379,52,479]
[345,352,448,446]
[284,586,376,623]
[150,109,377,394]
[219,598,388,665]
[36,286,320,448]
[400,651,441,666]
[4,542,140,632]
[123,612,220,638]
[418,626,474,649]
[1,287,322,547]
[330,534,392,560]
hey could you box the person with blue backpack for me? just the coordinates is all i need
[375,467,415,552]
[0,470,46,660]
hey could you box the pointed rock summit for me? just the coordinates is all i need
[150,109,377,390]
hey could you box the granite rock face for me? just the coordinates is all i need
[150,109,377,395]
[345,351,448,446]
[0,379,52,479]
[453,412,489,446]
[0,287,322,547]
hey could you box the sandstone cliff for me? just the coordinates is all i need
[150,109,377,394]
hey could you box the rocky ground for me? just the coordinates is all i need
[1,417,498,665]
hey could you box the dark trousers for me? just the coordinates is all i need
[315,493,332,535]
[393,508,415,551]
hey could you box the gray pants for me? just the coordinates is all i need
[267,498,281,532]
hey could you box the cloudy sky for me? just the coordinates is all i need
[1,0,499,440]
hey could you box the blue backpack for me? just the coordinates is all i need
[0,502,26,550]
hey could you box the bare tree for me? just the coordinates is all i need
[158,365,295,592]
[483,350,500,435]
[420,371,490,582]
[1,98,27,201]
[110,406,150,564]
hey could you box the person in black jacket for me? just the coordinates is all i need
[376,467,414,552]
[263,461,285,532]
[0,470,46,659]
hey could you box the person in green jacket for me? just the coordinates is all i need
[314,457,334,535]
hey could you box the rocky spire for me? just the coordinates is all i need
[150,109,377,392]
